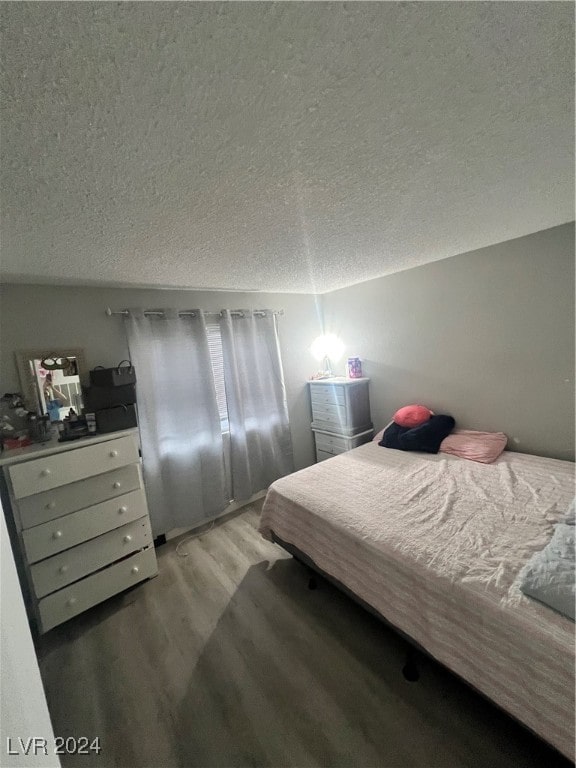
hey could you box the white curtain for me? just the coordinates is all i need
[125,309,227,535]
[220,310,294,502]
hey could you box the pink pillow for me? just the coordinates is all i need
[440,430,507,464]
[393,404,433,428]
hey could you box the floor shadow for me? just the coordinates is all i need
[36,513,573,768]
[171,557,573,768]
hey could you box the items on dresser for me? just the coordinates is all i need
[28,414,52,443]
[0,393,36,449]
[89,360,136,387]
[95,404,138,434]
[346,357,363,379]
[0,429,158,633]
[83,383,137,411]
[57,413,91,441]
[85,361,138,434]
[308,377,373,462]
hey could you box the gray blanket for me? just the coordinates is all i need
[520,510,575,621]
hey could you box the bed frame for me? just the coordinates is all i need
[271,532,570,756]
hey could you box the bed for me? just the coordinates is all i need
[259,443,576,760]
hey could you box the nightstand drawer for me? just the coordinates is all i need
[310,388,346,407]
[311,400,347,420]
[38,547,158,632]
[31,516,153,598]
[312,405,348,432]
[18,464,142,530]
[9,435,139,499]
[313,428,374,462]
[316,449,335,462]
[314,433,348,454]
[311,412,348,431]
[23,489,148,564]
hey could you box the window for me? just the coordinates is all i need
[206,323,229,432]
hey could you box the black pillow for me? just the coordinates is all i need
[379,415,456,454]
[398,415,456,454]
[379,422,410,449]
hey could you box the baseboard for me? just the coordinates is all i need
[165,490,266,541]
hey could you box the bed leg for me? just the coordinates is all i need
[402,647,420,682]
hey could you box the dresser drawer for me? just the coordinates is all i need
[311,401,348,422]
[23,489,148,564]
[9,435,139,499]
[18,464,142,530]
[314,433,348,454]
[311,412,348,432]
[31,517,153,598]
[310,387,345,406]
[38,547,158,632]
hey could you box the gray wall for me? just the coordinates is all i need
[0,285,323,471]
[1,503,60,767]
[322,223,575,461]
[1,223,573,464]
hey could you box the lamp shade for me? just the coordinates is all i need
[310,334,345,363]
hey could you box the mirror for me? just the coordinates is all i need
[15,348,87,421]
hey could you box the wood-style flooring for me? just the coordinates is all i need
[36,502,572,768]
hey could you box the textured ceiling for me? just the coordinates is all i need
[0,2,573,294]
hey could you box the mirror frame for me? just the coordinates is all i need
[15,348,88,413]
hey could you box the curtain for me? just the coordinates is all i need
[220,310,294,502]
[125,309,227,535]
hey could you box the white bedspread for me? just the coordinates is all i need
[259,445,576,759]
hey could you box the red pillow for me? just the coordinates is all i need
[393,404,433,428]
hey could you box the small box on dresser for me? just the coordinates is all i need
[0,428,158,633]
[308,377,373,462]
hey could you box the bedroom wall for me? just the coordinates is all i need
[1,502,60,767]
[0,284,323,471]
[322,223,575,461]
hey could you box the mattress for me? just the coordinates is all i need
[259,444,576,760]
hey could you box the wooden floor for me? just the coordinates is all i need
[37,502,572,768]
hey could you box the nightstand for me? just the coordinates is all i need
[308,378,373,461]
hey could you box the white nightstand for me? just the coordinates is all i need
[308,378,373,461]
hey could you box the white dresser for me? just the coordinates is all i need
[308,378,373,461]
[0,429,157,633]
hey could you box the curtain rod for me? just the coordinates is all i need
[105,308,284,318]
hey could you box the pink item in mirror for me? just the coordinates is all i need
[393,404,433,428]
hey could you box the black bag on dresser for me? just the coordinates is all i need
[95,404,138,433]
[86,360,138,434]
[83,383,137,412]
[89,360,136,387]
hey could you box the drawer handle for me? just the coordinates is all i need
[59,565,68,574]
[109,450,118,458]
[52,530,63,539]
[40,468,51,477]
[119,506,128,514]
[113,481,122,489]
[131,566,139,575]
[46,501,56,510]
[66,597,77,607]
[124,534,132,543]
